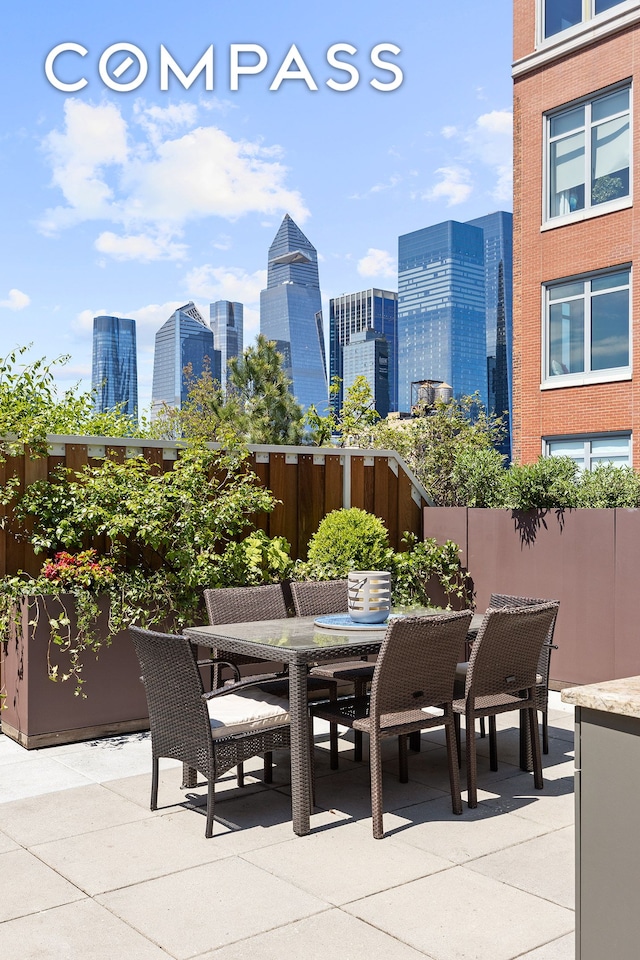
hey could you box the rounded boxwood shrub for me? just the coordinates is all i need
[300,508,393,580]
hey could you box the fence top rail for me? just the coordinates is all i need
[6,435,433,508]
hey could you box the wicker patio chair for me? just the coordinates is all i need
[204,584,339,782]
[310,611,473,838]
[452,601,560,808]
[290,579,375,768]
[129,625,291,838]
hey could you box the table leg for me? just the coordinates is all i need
[289,659,311,836]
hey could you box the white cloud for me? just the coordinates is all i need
[436,110,513,206]
[185,264,267,340]
[357,248,397,279]
[424,166,473,206]
[0,288,30,310]
[38,98,309,261]
[95,230,188,262]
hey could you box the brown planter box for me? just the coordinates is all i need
[1,595,150,749]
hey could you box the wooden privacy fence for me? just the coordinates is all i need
[0,437,430,576]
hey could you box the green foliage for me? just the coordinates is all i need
[575,463,640,508]
[306,375,380,447]
[151,336,305,445]
[448,446,509,507]
[391,533,473,608]
[369,394,508,506]
[0,345,143,459]
[217,531,293,586]
[503,456,579,510]
[298,508,393,580]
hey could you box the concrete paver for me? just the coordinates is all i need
[0,696,576,959]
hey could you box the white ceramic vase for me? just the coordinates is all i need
[347,571,392,624]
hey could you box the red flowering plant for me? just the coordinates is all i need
[41,550,116,591]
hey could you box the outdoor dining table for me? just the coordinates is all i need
[185,609,483,836]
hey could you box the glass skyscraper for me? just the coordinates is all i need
[343,330,390,419]
[329,288,398,413]
[397,221,487,412]
[91,315,138,419]
[465,211,513,459]
[210,300,243,393]
[151,302,219,418]
[260,214,328,413]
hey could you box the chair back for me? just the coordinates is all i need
[290,580,348,617]
[129,626,213,771]
[466,602,560,700]
[489,593,559,684]
[204,584,288,625]
[370,611,473,718]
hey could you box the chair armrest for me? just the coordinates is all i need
[202,675,288,701]
[197,658,241,683]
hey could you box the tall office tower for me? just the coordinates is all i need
[260,214,328,412]
[397,221,487,413]
[91,316,138,419]
[513,0,635,470]
[151,302,220,418]
[210,300,243,393]
[466,211,513,460]
[329,288,398,414]
[342,330,390,419]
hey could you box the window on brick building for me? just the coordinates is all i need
[545,85,630,222]
[545,434,631,469]
[543,0,630,40]
[543,268,630,384]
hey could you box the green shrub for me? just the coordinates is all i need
[449,446,508,507]
[503,456,579,510]
[298,507,393,580]
[392,533,473,608]
[576,463,640,508]
[217,531,293,586]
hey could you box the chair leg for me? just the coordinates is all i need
[409,730,421,752]
[479,717,486,738]
[528,707,544,790]
[264,751,273,783]
[370,732,385,839]
[205,778,215,838]
[151,757,159,810]
[353,679,367,762]
[489,715,498,771]
[454,713,462,767]
[466,711,478,808]
[444,719,463,815]
[542,710,549,754]
[329,684,339,770]
[237,762,245,788]
[398,735,409,783]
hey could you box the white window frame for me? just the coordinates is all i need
[543,432,632,469]
[537,0,638,45]
[541,266,632,388]
[542,81,632,228]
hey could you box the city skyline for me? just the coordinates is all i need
[1,1,513,414]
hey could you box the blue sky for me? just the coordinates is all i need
[1,1,513,414]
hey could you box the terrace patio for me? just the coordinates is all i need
[0,693,575,960]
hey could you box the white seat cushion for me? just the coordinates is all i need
[206,688,290,740]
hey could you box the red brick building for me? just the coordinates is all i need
[513,1,640,468]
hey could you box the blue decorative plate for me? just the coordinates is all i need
[313,613,401,631]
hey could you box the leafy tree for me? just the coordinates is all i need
[227,335,305,444]
[502,456,579,510]
[307,375,380,447]
[0,345,142,459]
[576,462,640,508]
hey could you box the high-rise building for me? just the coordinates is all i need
[91,315,138,419]
[210,300,243,393]
[151,302,220,418]
[342,330,390,419]
[513,0,636,469]
[260,214,328,412]
[466,211,513,459]
[397,221,487,413]
[329,288,398,413]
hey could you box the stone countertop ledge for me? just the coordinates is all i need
[561,676,640,720]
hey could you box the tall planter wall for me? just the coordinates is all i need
[424,507,640,688]
[1,595,149,748]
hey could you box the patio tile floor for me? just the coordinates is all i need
[0,693,576,960]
